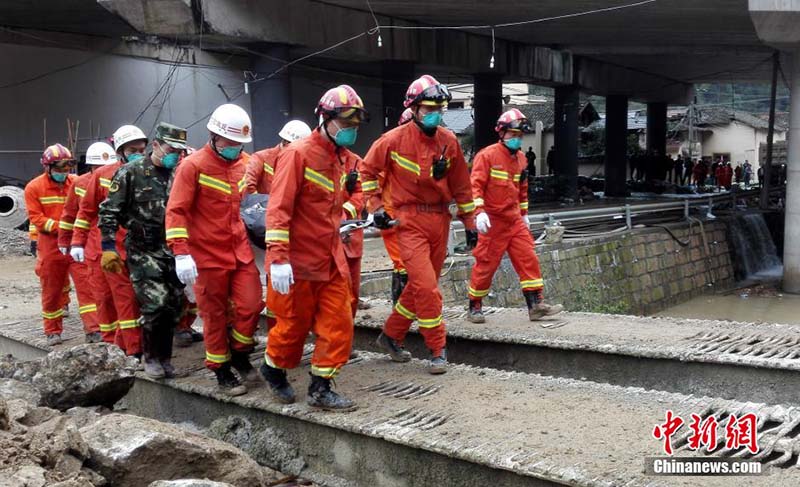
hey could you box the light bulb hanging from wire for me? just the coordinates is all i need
[489,27,496,69]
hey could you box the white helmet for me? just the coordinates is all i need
[207,103,252,144]
[85,142,118,166]
[278,120,312,143]
[112,125,147,151]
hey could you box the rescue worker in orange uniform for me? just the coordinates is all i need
[380,108,414,304]
[58,142,122,343]
[24,144,100,346]
[361,75,477,374]
[260,85,367,411]
[71,126,145,358]
[245,120,312,194]
[166,103,264,396]
[467,109,563,323]
[244,120,312,330]
[340,149,365,317]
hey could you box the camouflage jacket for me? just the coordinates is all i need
[99,154,173,252]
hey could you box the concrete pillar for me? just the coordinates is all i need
[605,95,629,197]
[784,49,800,293]
[554,85,580,199]
[646,102,667,156]
[250,46,291,150]
[382,61,415,131]
[473,73,503,151]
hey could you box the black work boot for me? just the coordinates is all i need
[428,349,448,375]
[259,363,296,404]
[214,363,248,396]
[376,332,411,362]
[307,374,357,412]
[524,290,564,321]
[231,351,261,383]
[391,271,402,305]
[467,299,486,323]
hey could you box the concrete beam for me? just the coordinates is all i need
[473,73,503,151]
[97,0,196,37]
[577,56,693,104]
[749,0,800,48]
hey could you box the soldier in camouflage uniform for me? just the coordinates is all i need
[98,122,188,379]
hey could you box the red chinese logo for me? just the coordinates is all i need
[725,413,759,454]
[652,410,684,455]
[653,411,759,455]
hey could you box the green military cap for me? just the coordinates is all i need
[156,122,188,150]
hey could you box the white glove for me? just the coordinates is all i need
[175,254,198,286]
[59,247,68,255]
[523,214,530,227]
[270,263,294,295]
[70,246,85,263]
[476,212,491,234]
[183,284,196,303]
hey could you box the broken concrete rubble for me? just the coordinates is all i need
[81,413,279,487]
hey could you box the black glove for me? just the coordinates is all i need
[373,209,393,230]
[345,169,359,194]
[30,241,37,257]
[520,168,529,182]
[465,229,478,250]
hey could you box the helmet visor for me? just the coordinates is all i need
[416,84,452,106]
[337,107,370,124]
[506,118,532,133]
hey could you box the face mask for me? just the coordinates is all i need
[333,122,358,147]
[503,137,522,151]
[421,111,442,129]
[50,171,68,183]
[125,153,144,164]
[219,145,243,161]
[161,152,179,169]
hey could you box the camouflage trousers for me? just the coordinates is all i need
[126,247,184,361]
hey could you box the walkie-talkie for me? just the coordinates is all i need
[432,145,449,180]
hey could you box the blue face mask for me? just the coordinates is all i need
[334,126,358,147]
[219,145,243,161]
[125,153,144,164]
[421,111,442,129]
[50,171,68,183]
[503,137,522,151]
[161,152,179,169]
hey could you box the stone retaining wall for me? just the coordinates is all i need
[362,220,735,316]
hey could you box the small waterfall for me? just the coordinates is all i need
[727,213,782,281]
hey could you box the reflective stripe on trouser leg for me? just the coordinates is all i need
[104,265,142,356]
[468,216,512,301]
[265,279,315,370]
[309,272,353,378]
[227,262,263,353]
[92,259,119,344]
[394,210,449,354]
[69,259,100,333]
[506,217,545,294]
[37,255,69,336]
[195,267,234,370]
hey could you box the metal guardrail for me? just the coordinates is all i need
[364,187,784,241]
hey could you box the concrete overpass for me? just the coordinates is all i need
[1,0,798,291]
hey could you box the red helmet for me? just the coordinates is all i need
[315,85,369,122]
[41,143,74,167]
[404,75,452,108]
[398,108,414,126]
[495,108,531,133]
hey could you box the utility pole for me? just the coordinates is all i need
[762,51,779,209]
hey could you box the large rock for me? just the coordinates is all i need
[0,355,39,383]
[31,344,135,411]
[207,416,305,476]
[81,414,273,487]
[0,379,42,406]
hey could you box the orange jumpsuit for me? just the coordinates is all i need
[24,173,98,336]
[379,176,405,274]
[72,163,141,354]
[361,123,476,355]
[341,156,364,317]
[55,171,101,332]
[264,130,354,379]
[468,142,543,300]
[166,144,263,370]
[244,144,281,194]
